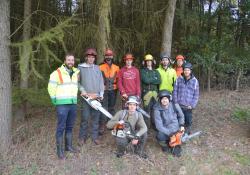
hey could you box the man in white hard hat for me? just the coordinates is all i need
[107,96,148,158]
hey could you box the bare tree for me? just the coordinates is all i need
[0,0,12,154]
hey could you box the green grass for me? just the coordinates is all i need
[232,107,250,121]
[231,151,250,166]
[11,164,37,175]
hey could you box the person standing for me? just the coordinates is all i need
[99,48,120,134]
[173,62,199,134]
[140,54,161,127]
[157,54,177,93]
[78,48,104,145]
[118,53,141,108]
[48,53,79,159]
[174,55,185,77]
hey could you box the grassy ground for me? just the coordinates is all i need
[1,90,250,175]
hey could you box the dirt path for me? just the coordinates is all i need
[1,90,250,175]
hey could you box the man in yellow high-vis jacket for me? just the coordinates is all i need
[48,53,79,160]
[157,54,177,93]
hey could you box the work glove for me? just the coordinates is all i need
[118,120,124,125]
[180,126,185,132]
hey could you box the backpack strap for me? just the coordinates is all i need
[57,68,63,84]
[120,110,127,121]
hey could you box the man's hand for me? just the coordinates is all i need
[81,92,88,97]
[187,106,192,110]
[132,139,139,145]
[88,93,98,99]
[122,94,128,100]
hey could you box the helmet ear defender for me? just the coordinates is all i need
[142,60,156,66]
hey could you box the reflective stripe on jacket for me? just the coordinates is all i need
[48,64,79,105]
[99,63,120,90]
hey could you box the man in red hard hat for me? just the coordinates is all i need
[118,53,141,108]
[78,48,104,145]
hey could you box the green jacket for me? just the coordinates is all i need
[140,68,161,95]
[157,65,177,93]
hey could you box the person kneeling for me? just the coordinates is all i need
[153,90,185,157]
[107,96,148,158]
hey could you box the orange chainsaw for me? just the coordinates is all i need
[169,131,202,147]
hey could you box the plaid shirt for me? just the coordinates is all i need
[173,75,199,108]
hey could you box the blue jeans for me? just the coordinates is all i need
[56,104,77,139]
[181,108,192,127]
[100,90,117,124]
[156,131,170,142]
[79,100,101,140]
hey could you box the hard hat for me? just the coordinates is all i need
[125,96,139,105]
[183,62,193,70]
[104,48,114,57]
[158,90,172,101]
[144,54,154,61]
[176,55,185,60]
[123,53,134,60]
[85,48,97,57]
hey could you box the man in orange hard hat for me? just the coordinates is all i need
[99,48,120,134]
[174,55,185,77]
[118,53,141,108]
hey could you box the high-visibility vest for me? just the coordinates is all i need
[99,63,120,90]
[48,64,79,105]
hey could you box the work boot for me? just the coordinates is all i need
[171,145,182,157]
[185,126,192,135]
[116,145,125,158]
[93,139,101,145]
[99,123,105,135]
[161,146,170,153]
[78,137,87,146]
[134,149,148,159]
[56,136,65,160]
[134,139,148,159]
[115,151,124,158]
[65,133,79,153]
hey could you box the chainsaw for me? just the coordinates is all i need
[169,131,202,147]
[111,122,138,139]
[81,96,113,119]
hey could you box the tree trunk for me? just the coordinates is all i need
[0,0,12,155]
[17,0,32,120]
[215,4,222,85]
[97,0,111,64]
[161,0,177,56]
[207,67,211,92]
[235,68,242,91]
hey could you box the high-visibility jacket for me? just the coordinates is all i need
[99,63,120,90]
[48,64,79,105]
[157,65,177,93]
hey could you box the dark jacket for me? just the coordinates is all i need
[140,68,161,96]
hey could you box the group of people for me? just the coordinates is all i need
[48,48,199,160]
